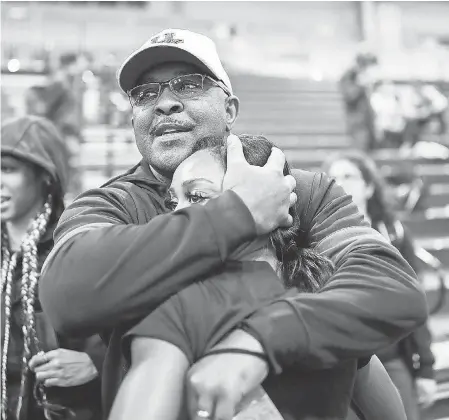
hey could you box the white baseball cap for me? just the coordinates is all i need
[117,28,233,94]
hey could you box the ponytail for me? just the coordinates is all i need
[271,219,334,293]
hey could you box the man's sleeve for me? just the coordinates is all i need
[39,186,257,337]
[240,171,428,373]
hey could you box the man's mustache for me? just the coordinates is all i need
[149,119,195,136]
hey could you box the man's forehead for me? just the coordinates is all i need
[138,62,202,84]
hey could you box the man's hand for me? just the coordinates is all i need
[187,329,269,420]
[29,349,98,387]
[223,134,296,235]
[416,377,437,409]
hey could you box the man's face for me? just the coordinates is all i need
[132,61,233,178]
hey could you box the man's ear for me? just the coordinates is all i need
[225,95,240,131]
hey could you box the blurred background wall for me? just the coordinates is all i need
[2,1,449,80]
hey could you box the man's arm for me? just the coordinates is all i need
[40,187,256,336]
[239,170,428,372]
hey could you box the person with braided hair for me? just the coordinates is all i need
[1,115,105,420]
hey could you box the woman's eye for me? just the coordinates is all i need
[187,192,208,204]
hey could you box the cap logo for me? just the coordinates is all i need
[150,32,184,45]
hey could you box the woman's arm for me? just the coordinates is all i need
[108,337,189,420]
[352,355,406,420]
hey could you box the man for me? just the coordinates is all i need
[29,53,85,196]
[41,53,84,141]
[340,50,379,151]
[40,29,427,419]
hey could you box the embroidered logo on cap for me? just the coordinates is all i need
[151,32,184,45]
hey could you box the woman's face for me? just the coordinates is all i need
[327,159,373,209]
[1,155,46,224]
[167,149,224,211]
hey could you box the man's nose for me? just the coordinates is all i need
[154,86,183,115]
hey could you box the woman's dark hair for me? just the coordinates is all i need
[321,150,396,229]
[36,165,66,226]
[192,134,334,292]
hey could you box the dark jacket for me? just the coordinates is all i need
[1,116,105,420]
[40,159,427,418]
[374,220,435,379]
[340,67,376,150]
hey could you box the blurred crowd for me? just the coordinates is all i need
[340,50,449,153]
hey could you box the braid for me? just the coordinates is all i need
[1,228,19,420]
[1,195,67,420]
[18,197,53,419]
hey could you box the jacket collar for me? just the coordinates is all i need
[102,160,169,197]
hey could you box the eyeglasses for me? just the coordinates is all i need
[127,73,231,107]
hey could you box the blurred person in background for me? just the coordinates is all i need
[39,28,426,419]
[1,116,105,420]
[41,53,83,143]
[25,86,49,120]
[367,80,448,151]
[340,50,380,151]
[412,81,448,137]
[26,53,86,197]
[369,81,411,150]
[323,151,437,420]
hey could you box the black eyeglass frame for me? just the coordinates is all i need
[127,73,232,107]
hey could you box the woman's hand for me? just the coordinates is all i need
[186,329,269,420]
[29,349,98,387]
